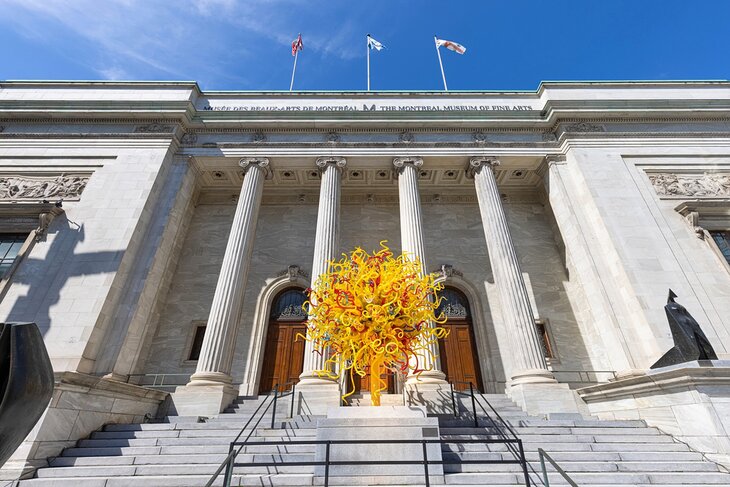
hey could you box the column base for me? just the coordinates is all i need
[169,383,238,417]
[509,368,558,386]
[186,371,233,387]
[507,381,588,417]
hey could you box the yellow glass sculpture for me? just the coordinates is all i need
[303,242,447,406]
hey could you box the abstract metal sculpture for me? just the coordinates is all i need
[0,322,54,467]
[650,290,718,369]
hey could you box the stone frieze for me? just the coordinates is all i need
[0,175,89,200]
[649,172,730,197]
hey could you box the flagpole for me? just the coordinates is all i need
[367,35,371,91]
[434,35,448,91]
[290,49,299,92]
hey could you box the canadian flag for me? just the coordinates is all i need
[435,37,466,55]
[292,34,303,56]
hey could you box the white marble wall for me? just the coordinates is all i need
[0,145,176,373]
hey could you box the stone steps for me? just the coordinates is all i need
[19,392,730,486]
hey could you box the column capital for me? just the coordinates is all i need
[315,156,347,173]
[393,156,423,174]
[466,156,500,178]
[238,157,272,178]
[544,154,567,167]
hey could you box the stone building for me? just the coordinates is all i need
[2,80,730,484]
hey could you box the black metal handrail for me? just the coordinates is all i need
[270,379,297,428]
[538,448,579,487]
[205,381,297,487]
[450,381,531,485]
[231,437,528,487]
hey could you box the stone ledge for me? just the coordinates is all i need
[54,371,168,402]
[578,361,730,402]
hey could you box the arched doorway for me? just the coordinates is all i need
[437,287,484,392]
[258,288,307,394]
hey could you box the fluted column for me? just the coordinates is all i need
[468,156,555,385]
[393,157,446,384]
[187,158,270,387]
[299,157,346,385]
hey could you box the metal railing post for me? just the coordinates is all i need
[469,382,478,428]
[325,440,331,487]
[289,382,296,418]
[271,384,279,429]
[519,440,530,487]
[422,440,430,487]
[223,444,234,487]
[539,449,549,487]
[450,383,457,417]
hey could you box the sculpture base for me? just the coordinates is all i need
[314,406,443,485]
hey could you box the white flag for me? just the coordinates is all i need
[435,37,466,54]
[367,35,385,51]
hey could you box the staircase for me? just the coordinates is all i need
[15,393,730,486]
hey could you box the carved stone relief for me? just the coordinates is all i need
[326,131,341,143]
[564,122,605,132]
[252,131,267,143]
[180,133,198,144]
[649,173,730,197]
[0,175,89,200]
[135,123,173,133]
[277,264,309,281]
[398,131,414,143]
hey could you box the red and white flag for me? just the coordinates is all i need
[435,37,466,54]
[292,34,303,56]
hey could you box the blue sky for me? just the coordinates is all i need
[0,0,727,92]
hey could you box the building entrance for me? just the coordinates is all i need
[258,288,307,394]
[437,287,483,392]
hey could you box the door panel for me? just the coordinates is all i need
[258,322,305,394]
[439,322,482,392]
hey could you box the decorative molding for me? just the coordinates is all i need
[0,175,89,200]
[326,131,341,143]
[238,157,272,179]
[466,156,500,178]
[648,172,730,198]
[541,131,557,141]
[563,122,606,132]
[180,133,198,145]
[315,156,347,173]
[473,131,487,143]
[432,264,464,280]
[277,264,309,281]
[251,131,267,143]
[134,123,173,133]
[683,211,706,239]
[0,126,4,133]
[392,156,423,174]
[398,131,414,143]
[544,154,567,167]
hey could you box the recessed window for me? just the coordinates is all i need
[710,231,730,265]
[188,324,207,361]
[0,234,27,279]
[535,319,555,359]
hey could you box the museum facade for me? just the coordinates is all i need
[2,80,730,477]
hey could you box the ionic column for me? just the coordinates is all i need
[187,158,270,387]
[299,157,346,385]
[468,156,555,385]
[393,157,446,384]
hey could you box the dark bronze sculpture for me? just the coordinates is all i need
[0,322,54,467]
[650,290,718,369]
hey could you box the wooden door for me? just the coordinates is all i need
[258,288,307,394]
[347,366,396,395]
[436,287,483,392]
